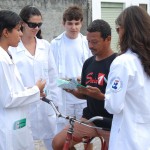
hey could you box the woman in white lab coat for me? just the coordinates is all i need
[9,5,61,150]
[0,10,46,150]
[104,6,150,150]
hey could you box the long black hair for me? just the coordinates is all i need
[19,5,42,39]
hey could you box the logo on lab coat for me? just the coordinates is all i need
[110,77,122,92]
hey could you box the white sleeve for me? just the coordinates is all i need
[105,57,129,114]
[47,47,62,107]
[6,86,40,108]
[49,40,57,61]
[0,62,40,108]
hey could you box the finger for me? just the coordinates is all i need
[42,79,46,84]
[86,85,93,89]
[40,92,46,97]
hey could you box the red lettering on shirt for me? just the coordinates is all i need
[86,72,105,86]
[98,73,105,85]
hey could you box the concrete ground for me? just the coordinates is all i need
[74,137,101,150]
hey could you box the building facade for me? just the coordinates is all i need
[0,0,91,41]
[92,0,150,51]
[0,0,149,49]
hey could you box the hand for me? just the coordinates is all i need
[64,89,75,94]
[64,88,86,99]
[77,76,81,83]
[77,86,88,95]
[36,79,46,96]
[78,86,105,100]
[40,91,46,98]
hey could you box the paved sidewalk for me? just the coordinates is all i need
[74,137,101,150]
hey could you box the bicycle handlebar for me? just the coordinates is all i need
[41,97,62,117]
[41,97,110,131]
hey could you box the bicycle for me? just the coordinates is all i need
[41,97,110,150]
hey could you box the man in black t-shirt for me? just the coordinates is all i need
[52,19,117,150]
[81,53,116,129]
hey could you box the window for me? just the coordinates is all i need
[139,4,147,11]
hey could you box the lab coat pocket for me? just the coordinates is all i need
[135,114,150,140]
[135,114,150,123]
[12,126,34,150]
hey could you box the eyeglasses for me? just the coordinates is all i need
[23,20,42,28]
[116,26,120,34]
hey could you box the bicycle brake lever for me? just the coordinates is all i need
[80,116,111,131]
[83,116,103,124]
[41,97,62,117]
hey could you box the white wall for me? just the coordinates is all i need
[92,0,150,20]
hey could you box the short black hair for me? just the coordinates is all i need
[63,5,83,23]
[0,10,21,37]
[87,19,111,40]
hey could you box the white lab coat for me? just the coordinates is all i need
[9,38,62,140]
[50,32,91,78]
[50,32,91,128]
[50,32,91,112]
[0,47,40,150]
[105,49,150,150]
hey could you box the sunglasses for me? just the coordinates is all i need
[116,26,120,34]
[23,20,42,28]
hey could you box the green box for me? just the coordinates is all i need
[13,118,26,130]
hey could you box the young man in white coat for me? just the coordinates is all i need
[0,10,46,150]
[50,5,91,133]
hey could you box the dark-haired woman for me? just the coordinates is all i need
[9,5,61,150]
[0,10,46,150]
[105,6,150,150]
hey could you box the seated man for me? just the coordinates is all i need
[52,19,117,150]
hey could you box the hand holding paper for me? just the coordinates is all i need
[57,78,85,90]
